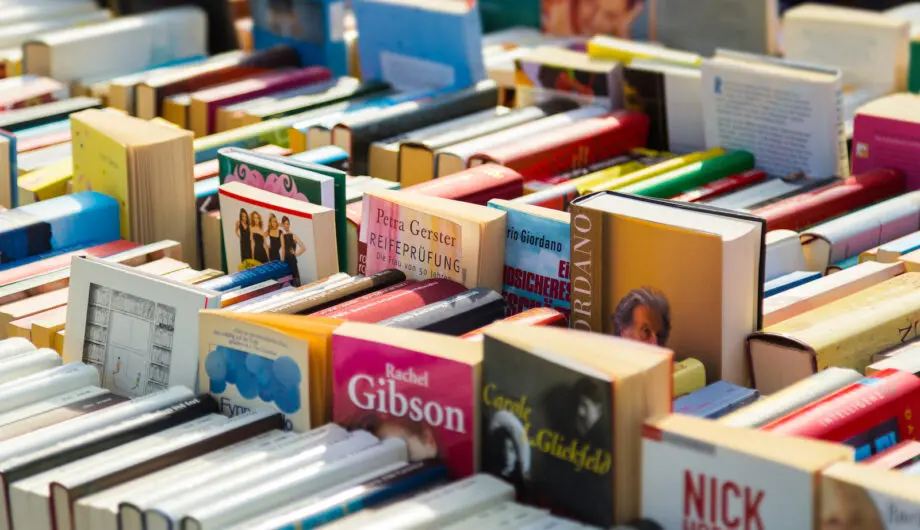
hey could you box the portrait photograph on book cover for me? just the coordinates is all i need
[611,286,671,347]
[223,203,311,287]
[542,0,647,38]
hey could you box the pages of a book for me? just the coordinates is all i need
[0,348,61,385]
[764,230,809,281]
[0,362,99,415]
[178,438,407,530]
[702,50,848,180]
[145,429,377,530]
[323,473,515,529]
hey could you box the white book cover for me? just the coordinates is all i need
[0,337,36,361]
[764,229,808,281]
[0,362,98,415]
[324,473,515,530]
[11,414,228,530]
[801,191,920,271]
[701,50,847,180]
[63,256,221,397]
[0,348,60,385]
[655,0,777,56]
[0,386,107,429]
[442,501,548,530]
[180,438,407,530]
[23,6,206,84]
[146,430,377,530]
[641,415,852,530]
[821,462,920,530]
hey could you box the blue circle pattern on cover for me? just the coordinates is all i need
[205,346,301,414]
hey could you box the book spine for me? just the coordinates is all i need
[670,170,767,202]
[198,260,292,292]
[512,183,579,211]
[569,201,605,332]
[0,391,126,443]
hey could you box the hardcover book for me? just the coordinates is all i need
[672,381,759,419]
[377,287,506,336]
[314,278,467,323]
[513,46,623,109]
[480,322,672,526]
[852,93,920,190]
[488,199,571,323]
[62,256,221,397]
[333,322,482,478]
[218,181,339,286]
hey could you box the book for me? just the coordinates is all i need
[763,270,822,297]
[403,164,523,206]
[800,191,920,272]
[398,98,578,184]
[0,192,119,268]
[767,230,812,282]
[543,1,647,39]
[704,173,840,211]
[763,368,920,461]
[623,58,705,153]
[0,362,100,415]
[0,348,60,385]
[821,461,920,528]
[672,381,759,419]
[70,109,199,267]
[513,46,623,109]
[17,159,75,206]
[0,98,102,133]
[754,168,905,231]
[864,440,920,470]
[603,149,756,198]
[107,0,238,55]
[468,110,649,182]
[653,0,778,56]
[377,287,506,335]
[0,387,122,443]
[460,307,566,341]
[488,199,571,323]
[218,181,338,286]
[22,6,207,85]
[0,77,68,111]
[569,191,765,385]
[334,80,500,175]
[314,278,468,323]
[587,35,703,67]
[258,269,407,315]
[673,357,706,398]
[480,322,672,526]
[852,93,920,190]
[249,0,347,76]
[353,0,486,92]
[702,49,849,180]
[641,414,853,530]
[333,322,481,478]
[62,256,221,396]
[479,3,540,33]
[188,66,333,137]
[345,176,399,203]
[198,260,294,292]
[238,78,391,128]
[358,188,506,291]
[672,169,767,202]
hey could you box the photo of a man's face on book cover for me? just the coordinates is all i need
[543,0,647,38]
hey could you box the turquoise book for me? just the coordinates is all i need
[488,199,571,325]
[353,0,486,91]
[249,0,348,76]
[479,0,540,32]
[218,147,348,272]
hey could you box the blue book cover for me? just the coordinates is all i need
[12,119,70,141]
[353,0,486,91]
[250,0,348,76]
[488,199,571,324]
[289,145,349,171]
[673,381,759,419]
[763,270,821,298]
[198,260,293,292]
[0,191,120,269]
[282,462,449,528]
[878,231,920,260]
[0,130,15,208]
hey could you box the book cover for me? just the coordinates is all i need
[543,0,649,39]
[821,462,920,529]
[218,181,338,286]
[0,191,120,269]
[332,322,482,478]
[377,288,506,336]
[672,381,759,419]
[250,0,348,76]
[488,199,571,323]
[514,46,622,109]
[852,93,920,190]
[404,164,523,207]
[62,257,221,397]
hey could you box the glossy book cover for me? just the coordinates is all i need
[332,334,477,478]
[489,200,571,324]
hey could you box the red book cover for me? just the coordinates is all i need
[863,439,920,469]
[762,368,920,461]
[333,324,481,478]
[16,129,71,154]
[467,110,649,182]
[192,66,332,135]
[460,306,565,341]
[754,168,905,231]
[671,169,767,203]
[313,279,467,322]
[0,240,139,287]
[403,164,523,206]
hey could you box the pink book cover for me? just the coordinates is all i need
[332,334,478,478]
[852,114,920,190]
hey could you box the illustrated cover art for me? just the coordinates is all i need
[332,334,478,478]
[489,201,571,324]
[480,335,613,526]
[515,56,616,108]
[623,66,668,151]
[542,0,650,39]
[359,193,463,285]
[218,184,318,287]
[199,314,310,431]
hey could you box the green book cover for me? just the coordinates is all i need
[620,150,755,198]
[479,0,540,32]
[218,148,345,274]
[234,150,349,273]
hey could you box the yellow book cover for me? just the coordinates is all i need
[749,272,920,394]
[672,357,705,398]
[198,310,342,428]
[70,115,132,238]
[30,305,68,348]
[587,35,702,66]
[53,330,65,355]
[17,158,73,205]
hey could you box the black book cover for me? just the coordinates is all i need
[379,288,506,336]
[106,0,238,54]
[0,395,219,485]
[623,66,669,152]
[0,391,126,444]
[0,98,102,132]
[480,334,614,526]
[344,80,501,175]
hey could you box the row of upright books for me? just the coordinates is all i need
[8,0,920,528]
